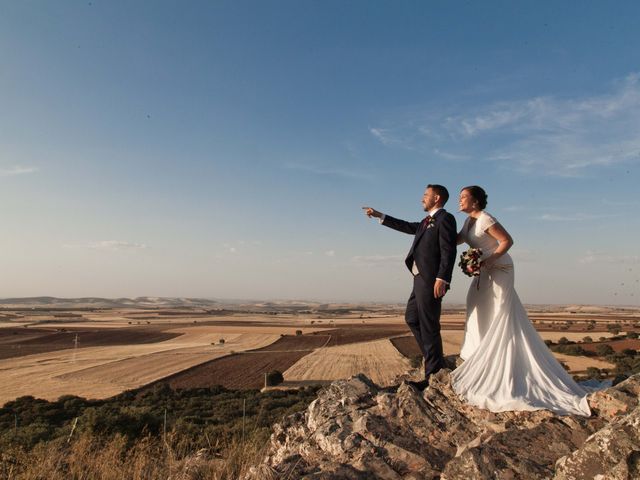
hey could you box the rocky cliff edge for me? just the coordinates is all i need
[247,369,640,479]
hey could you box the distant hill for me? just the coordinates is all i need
[0,297,220,309]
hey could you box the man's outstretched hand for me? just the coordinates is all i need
[362,206,382,219]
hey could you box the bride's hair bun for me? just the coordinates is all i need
[463,186,488,210]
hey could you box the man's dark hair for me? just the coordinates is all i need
[428,184,449,205]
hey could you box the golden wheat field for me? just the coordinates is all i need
[0,303,637,405]
[283,338,413,386]
[0,315,329,404]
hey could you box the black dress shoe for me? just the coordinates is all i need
[406,379,429,391]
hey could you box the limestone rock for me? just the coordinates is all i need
[248,372,640,480]
[554,406,640,480]
[588,374,640,421]
[442,418,593,480]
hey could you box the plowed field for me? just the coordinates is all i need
[0,327,179,360]
[146,334,330,390]
[581,339,640,353]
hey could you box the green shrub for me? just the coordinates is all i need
[0,384,320,453]
[586,367,601,379]
[552,344,585,356]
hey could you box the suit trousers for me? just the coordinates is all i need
[405,274,445,379]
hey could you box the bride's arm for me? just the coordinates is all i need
[456,218,467,245]
[482,223,513,268]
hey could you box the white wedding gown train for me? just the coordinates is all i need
[451,212,590,416]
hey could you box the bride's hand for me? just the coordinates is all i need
[481,255,496,270]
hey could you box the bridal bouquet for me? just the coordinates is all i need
[459,248,482,277]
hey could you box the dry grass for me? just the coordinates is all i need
[0,431,268,480]
[552,353,615,373]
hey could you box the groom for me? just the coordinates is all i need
[363,184,457,389]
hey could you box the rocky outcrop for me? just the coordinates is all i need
[554,391,640,480]
[248,371,640,480]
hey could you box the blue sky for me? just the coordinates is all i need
[1,1,639,305]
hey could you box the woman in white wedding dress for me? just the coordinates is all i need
[450,186,591,416]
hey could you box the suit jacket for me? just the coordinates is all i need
[382,209,457,283]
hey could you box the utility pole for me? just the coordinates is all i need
[242,399,246,446]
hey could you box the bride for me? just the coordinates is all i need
[450,186,591,416]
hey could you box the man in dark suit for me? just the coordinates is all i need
[363,184,457,390]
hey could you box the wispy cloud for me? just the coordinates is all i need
[432,148,470,161]
[222,240,262,254]
[579,251,640,265]
[324,250,336,257]
[369,127,395,146]
[0,165,38,176]
[65,240,148,251]
[284,162,373,181]
[351,254,403,267]
[370,73,640,176]
[368,127,416,150]
[535,213,620,222]
[502,205,526,212]
[603,198,640,208]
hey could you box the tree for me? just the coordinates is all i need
[265,370,284,387]
[596,344,615,356]
[582,336,593,343]
[607,324,621,335]
[563,345,586,356]
[558,337,570,345]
